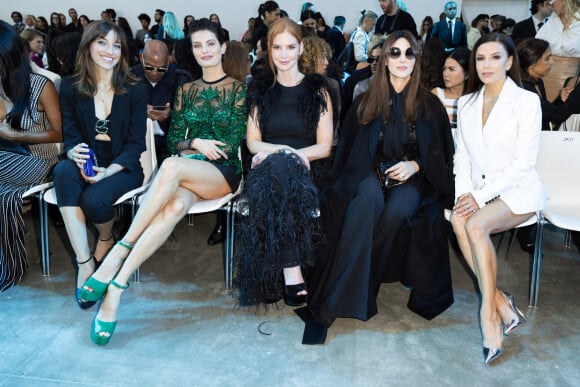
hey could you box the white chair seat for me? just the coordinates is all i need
[543,206,580,232]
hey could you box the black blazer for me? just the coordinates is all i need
[59,76,147,172]
[511,17,537,43]
[325,26,346,61]
[430,19,467,51]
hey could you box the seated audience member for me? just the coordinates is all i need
[490,14,506,32]
[325,16,346,62]
[518,38,580,130]
[79,15,91,29]
[430,1,467,52]
[300,36,341,126]
[240,17,255,45]
[24,15,37,30]
[467,14,489,50]
[52,32,82,76]
[375,0,418,37]
[116,17,140,67]
[512,0,553,43]
[53,21,147,312]
[80,19,247,346]
[299,30,455,345]
[419,16,434,48]
[535,0,580,101]
[420,38,446,89]
[20,29,45,68]
[183,15,194,37]
[349,10,378,68]
[132,40,192,164]
[431,47,470,142]
[500,18,516,35]
[135,13,151,50]
[66,8,83,34]
[234,18,333,308]
[251,1,281,50]
[149,9,164,38]
[352,38,385,100]
[210,13,230,41]
[0,20,62,291]
[451,33,544,364]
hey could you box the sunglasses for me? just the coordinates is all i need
[387,47,416,60]
[367,56,381,64]
[143,61,168,73]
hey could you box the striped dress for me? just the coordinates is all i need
[434,87,459,148]
[0,73,59,291]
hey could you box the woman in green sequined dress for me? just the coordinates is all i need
[80,19,246,345]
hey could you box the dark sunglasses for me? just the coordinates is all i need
[367,56,381,64]
[387,47,416,60]
[143,61,168,73]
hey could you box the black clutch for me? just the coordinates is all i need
[376,160,406,192]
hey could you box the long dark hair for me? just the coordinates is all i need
[258,1,280,21]
[447,47,471,91]
[0,20,32,130]
[467,32,522,95]
[358,30,425,125]
[74,21,137,97]
[517,38,550,83]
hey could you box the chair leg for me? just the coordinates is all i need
[131,197,140,283]
[564,230,572,248]
[505,229,518,262]
[529,218,545,307]
[224,204,234,290]
[40,192,51,276]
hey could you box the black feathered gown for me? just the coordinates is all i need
[234,74,334,306]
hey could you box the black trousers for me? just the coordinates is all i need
[53,159,143,224]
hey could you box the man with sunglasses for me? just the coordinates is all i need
[430,1,467,53]
[131,40,192,164]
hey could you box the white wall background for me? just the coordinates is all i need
[2,0,529,43]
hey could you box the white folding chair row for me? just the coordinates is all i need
[36,119,157,277]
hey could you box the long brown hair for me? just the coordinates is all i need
[357,30,424,125]
[74,21,137,97]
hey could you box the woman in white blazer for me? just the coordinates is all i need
[450,33,544,364]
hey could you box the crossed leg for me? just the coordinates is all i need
[451,200,533,350]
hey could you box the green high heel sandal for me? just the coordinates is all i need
[91,280,130,346]
[80,240,133,302]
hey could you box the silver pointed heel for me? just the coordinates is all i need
[502,291,526,336]
[483,346,504,364]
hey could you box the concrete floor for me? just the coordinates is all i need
[1,209,579,387]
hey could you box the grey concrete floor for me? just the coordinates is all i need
[1,209,579,387]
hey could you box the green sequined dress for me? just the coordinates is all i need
[168,80,247,178]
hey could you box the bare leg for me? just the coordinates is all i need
[93,162,232,327]
[93,219,115,262]
[59,206,93,289]
[89,158,231,285]
[453,201,533,350]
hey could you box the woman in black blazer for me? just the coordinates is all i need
[52,21,146,310]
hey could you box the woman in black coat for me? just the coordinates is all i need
[298,30,455,344]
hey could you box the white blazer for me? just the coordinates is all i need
[454,77,545,214]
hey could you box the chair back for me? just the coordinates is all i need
[141,119,158,184]
[537,131,580,207]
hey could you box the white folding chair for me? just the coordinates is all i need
[39,119,157,276]
[530,131,580,307]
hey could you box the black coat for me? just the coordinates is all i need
[325,26,346,61]
[511,17,537,43]
[306,92,455,326]
[522,78,580,130]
